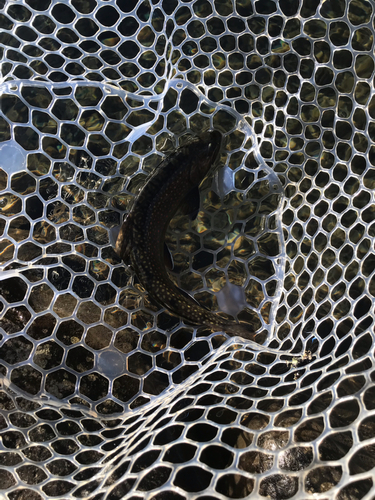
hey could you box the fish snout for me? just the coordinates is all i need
[201,130,222,159]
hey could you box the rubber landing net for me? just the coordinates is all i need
[0,0,375,498]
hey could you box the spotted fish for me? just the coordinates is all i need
[115,131,261,344]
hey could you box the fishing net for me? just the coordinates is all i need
[0,0,375,498]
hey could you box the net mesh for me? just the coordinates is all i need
[0,0,375,498]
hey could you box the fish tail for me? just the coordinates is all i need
[203,315,255,341]
[207,319,280,353]
[221,321,257,342]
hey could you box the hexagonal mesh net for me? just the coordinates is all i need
[0,0,375,498]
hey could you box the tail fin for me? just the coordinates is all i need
[213,320,282,354]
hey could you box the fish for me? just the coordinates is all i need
[115,130,263,346]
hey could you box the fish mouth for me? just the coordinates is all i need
[187,130,223,185]
[201,130,222,160]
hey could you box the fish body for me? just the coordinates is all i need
[116,131,258,342]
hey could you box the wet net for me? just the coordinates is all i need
[0,0,375,498]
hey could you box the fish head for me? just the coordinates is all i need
[189,130,222,185]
